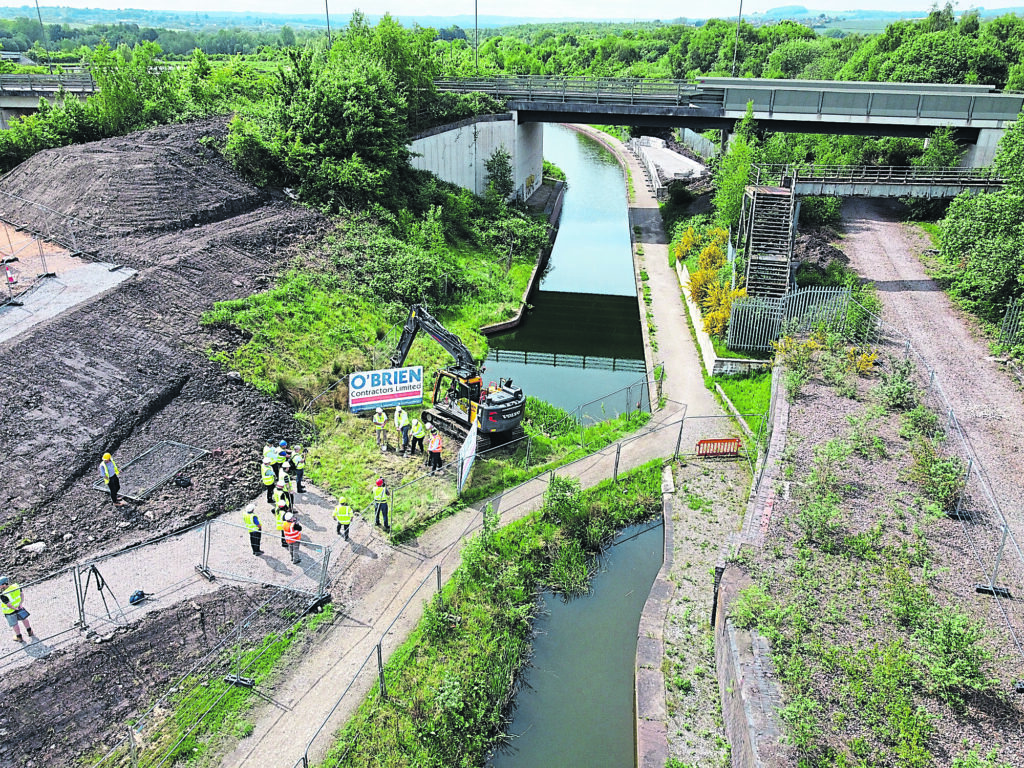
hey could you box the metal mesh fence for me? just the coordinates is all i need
[90,441,208,501]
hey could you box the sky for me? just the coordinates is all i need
[19,0,1024,19]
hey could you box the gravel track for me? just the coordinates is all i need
[839,198,1024,548]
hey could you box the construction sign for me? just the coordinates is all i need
[348,366,424,413]
[456,421,478,495]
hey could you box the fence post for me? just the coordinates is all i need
[73,564,86,628]
[436,564,442,593]
[376,642,388,700]
[578,406,584,448]
[947,408,955,429]
[525,436,532,468]
[953,458,973,519]
[928,369,935,393]
[904,339,911,359]
[127,727,138,768]
[613,443,621,482]
[318,545,332,598]
[202,522,212,572]
[673,416,686,459]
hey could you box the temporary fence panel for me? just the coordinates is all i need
[999,297,1022,347]
[200,518,331,599]
[90,441,208,501]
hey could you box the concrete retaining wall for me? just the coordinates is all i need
[409,113,543,201]
[715,565,794,768]
[635,464,677,768]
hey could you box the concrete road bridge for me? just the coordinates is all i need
[435,75,1024,166]
[0,73,96,128]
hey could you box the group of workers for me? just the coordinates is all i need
[372,405,445,473]
[254,440,309,563]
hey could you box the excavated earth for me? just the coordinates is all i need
[0,118,327,765]
[0,117,325,581]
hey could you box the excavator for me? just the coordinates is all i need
[391,304,526,442]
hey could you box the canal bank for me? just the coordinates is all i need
[483,124,650,417]
[224,125,734,768]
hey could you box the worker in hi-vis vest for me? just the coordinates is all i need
[373,477,390,533]
[99,453,126,506]
[242,504,263,556]
[292,445,306,493]
[395,406,411,453]
[261,462,276,504]
[409,418,426,455]
[334,497,353,540]
[427,425,443,474]
[372,407,388,452]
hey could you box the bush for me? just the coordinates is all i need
[899,405,942,440]
[876,358,919,411]
[908,437,966,511]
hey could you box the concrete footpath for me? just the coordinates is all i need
[221,126,725,767]
[2,123,730,766]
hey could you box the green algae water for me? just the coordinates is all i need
[484,125,648,417]
[489,521,664,768]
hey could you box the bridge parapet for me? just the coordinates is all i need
[751,163,1004,187]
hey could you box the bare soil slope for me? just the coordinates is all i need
[0,118,325,580]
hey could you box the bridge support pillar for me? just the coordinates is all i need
[960,128,1004,169]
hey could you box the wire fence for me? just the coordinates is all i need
[789,299,1024,667]
[289,403,776,768]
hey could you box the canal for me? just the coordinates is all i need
[485,124,648,418]
[489,521,665,768]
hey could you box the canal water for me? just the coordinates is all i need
[484,125,647,418]
[489,521,665,768]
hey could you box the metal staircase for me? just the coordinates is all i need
[742,183,796,299]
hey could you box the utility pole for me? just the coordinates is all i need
[33,0,52,74]
[474,0,479,73]
[324,0,332,49]
[731,0,743,77]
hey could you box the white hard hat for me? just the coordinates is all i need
[244,503,255,513]
[376,407,383,414]
[284,512,294,521]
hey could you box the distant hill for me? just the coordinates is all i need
[0,4,1019,32]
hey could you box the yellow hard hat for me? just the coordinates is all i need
[102,453,112,460]
[338,497,346,504]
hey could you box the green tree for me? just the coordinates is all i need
[484,146,514,201]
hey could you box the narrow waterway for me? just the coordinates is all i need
[485,124,648,418]
[489,522,665,768]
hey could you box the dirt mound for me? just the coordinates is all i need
[0,117,265,240]
[0,585,285,767]
[793,227,849,277]
[0,119,327,579]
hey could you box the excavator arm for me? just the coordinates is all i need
[390,304,478,375]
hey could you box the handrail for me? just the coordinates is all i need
[751,163,1004,185]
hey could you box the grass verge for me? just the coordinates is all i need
[318,463,663,767]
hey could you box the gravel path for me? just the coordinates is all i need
[840,198,1024,548]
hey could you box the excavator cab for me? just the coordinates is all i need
[433,370,481,427]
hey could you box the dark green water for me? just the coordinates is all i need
[489,522,664,768]
[484,125,647,417]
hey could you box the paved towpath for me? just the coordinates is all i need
[222,125,725,767]
[2,123,730,767]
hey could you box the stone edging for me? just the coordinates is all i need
[635,463,677,768]
[479,180,565,335]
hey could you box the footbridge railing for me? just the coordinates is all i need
[752,163,1004,187]
[0,73,96,93]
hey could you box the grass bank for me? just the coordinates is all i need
[318,463,663,767]
[711,369,772,434]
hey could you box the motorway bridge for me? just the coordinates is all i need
[435,76,1024,165]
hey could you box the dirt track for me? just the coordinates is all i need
[839,198,1024,546]
[0,118,325,581]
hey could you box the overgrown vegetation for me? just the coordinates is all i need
[321,465,662,767]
